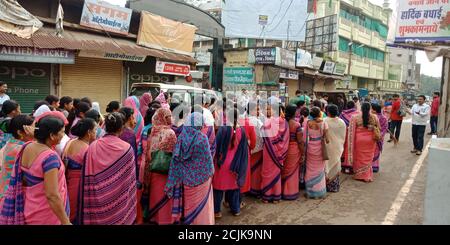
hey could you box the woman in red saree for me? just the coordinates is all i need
[147,108,177,225]
[79,112,137,225]
[348,102,381,182]
[261,104,289,203]
[339,101,360,174]
[281,105,304,200]
[63,118,97,223]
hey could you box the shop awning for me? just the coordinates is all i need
[0,27,197,64]
[316,72,344,80]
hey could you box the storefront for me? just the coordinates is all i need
[126,57,173,91]
[61,56,123,113]
[254,47,297,102]
[0,46,75,113]
[0,62,51,113]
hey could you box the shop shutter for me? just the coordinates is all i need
[61,57,122,113]
[0,62,50,114]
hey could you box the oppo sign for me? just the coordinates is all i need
[129,73,170,83]
[0,65,47,79]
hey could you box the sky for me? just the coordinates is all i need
[103,0,443,78]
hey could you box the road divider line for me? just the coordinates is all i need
[382,140,431,225]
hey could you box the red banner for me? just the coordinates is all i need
[155,61,190,76]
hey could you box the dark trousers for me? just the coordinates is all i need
[213,189,240,214]
[430,116,438,133]
[412,125,426,151]
[390,120,403,140]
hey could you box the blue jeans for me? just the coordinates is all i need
[430,116,438,133]
[213,189,240,214]
[412,125,426,151]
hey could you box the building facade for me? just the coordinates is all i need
[387,46,421,92]
[314,0,394,97]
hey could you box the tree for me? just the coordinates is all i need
[419,75,441,96]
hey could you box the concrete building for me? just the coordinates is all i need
[313,0,393,97]
[388,46,421,92]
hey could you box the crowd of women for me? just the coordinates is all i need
[0,90,388,225]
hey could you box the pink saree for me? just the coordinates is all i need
[348,116,378,182]
[304,121,327,199]
[261,117,289,202]
[63,141,89,223]
[281,121,302,200]
[250,151,263,196]
[23,149,69,225]
[80,135,137,225]
[183,178,215,225]
[372,113,388,173]
[339,109,360,174]
[149,173,174,225]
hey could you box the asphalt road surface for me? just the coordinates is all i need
[216,117,431,225]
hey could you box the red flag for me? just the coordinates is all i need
[313,0,317,14]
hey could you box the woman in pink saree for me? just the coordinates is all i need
[139,93,153,118]
[371,103,388,173]
[248,102,264,197]
[165,112,215,225]
[281,105,304,200]
[147,108,177,225]
[0,115,34,199]
[348,102,381,182]
[214,108,249,217]
[79,112,137,225]
[63,118,97,223]
[304,107,329,199]
[0,113,70,225]
[339,101,360,174]
[261,104,289,203]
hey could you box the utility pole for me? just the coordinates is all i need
[347,24,354,90]
[287,20,291,49]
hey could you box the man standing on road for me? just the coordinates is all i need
[409,95,431,156]
[0,82,10,111]
[429,92,440,135]
[388,94,404,143]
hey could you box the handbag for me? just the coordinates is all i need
[397,102,407,117]
[150,150,172,174]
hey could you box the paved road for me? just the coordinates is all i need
[216,118,431,225]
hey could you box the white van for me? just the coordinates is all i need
[129,83,220,107]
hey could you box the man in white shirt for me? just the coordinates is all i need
[409,95,431,156]
[0,82,10,111]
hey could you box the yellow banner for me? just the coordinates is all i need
[137,11,197,55]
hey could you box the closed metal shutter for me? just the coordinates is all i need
[0,62,50,114]
[61,57,122,113]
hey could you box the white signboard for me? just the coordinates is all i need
[322,61,335,74]
[312,56,324,70]
[280,69,299,80]
[80,0,132,35]
[395,0,450,43]
[222,0,309,41]
[296,49,313,68]
[275,48,296,69]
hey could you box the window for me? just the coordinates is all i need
[397,54,402,58]
[409,55,413,62]
[408,69,412,77]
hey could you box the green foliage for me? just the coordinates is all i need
[419,74,441,96]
